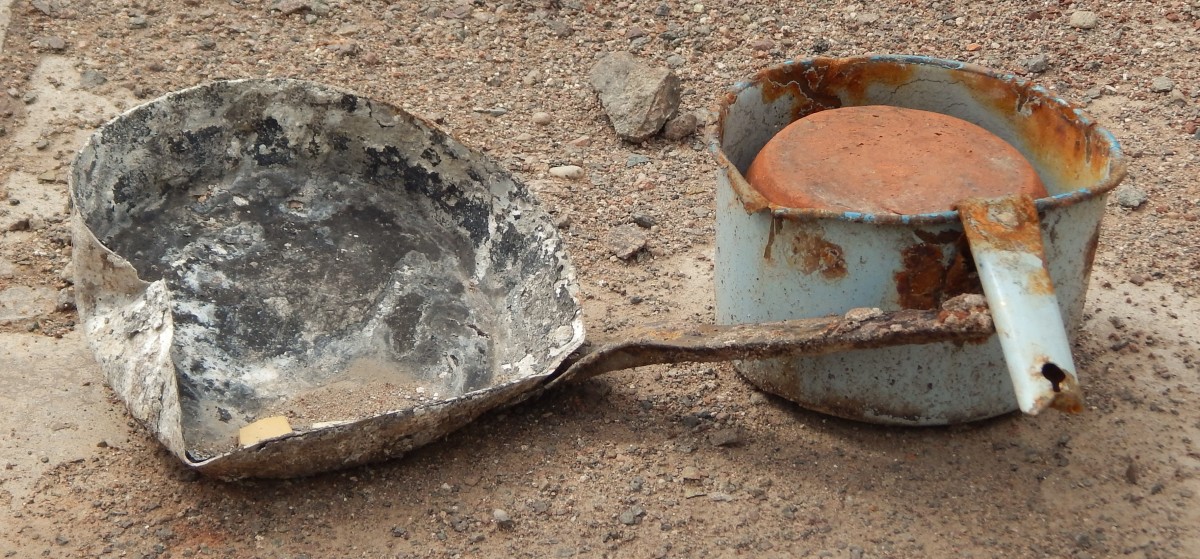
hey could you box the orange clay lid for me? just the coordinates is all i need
[744,105,1048,215]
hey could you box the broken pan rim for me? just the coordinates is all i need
[68,78,587,477]
[708,54,1128,226]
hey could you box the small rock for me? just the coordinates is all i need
[549,165,585,180]
[665,54,686,68]
[708,427,747,447]
[1124,459,1140,485]
[513,132,534,142]
[606,224,648,260]
[492,509,514,530]
[531,112,553,125]
[855,12,880,25]
[80,70,107,89]
[749,392,768,405]
[618,506,645,525]
[654,3,669,16]
[1068,11,1098,29]
[626,154,651,167]
[1129,274,1147,286]
[629,476,644,492]
[567,135,591,147]
[590,52,681,142]
[390,526,408,538]
[632,213,656,228]
[473,106,508,117]
[128,14,148,29]
[1149,76,1175,93]
[196,37,217,50]
[680,465,703,480]
[41,36,67,51]
[625,26,647,40]
[1024,54,1051,74]
[849,546,865,559]
[692,3,704,14]
[22,92,37,105]
[548,20,574,38]
[662,112,698,140]
[749,39,774,51]
[1113,184,1147,209]
[34,139,49,150]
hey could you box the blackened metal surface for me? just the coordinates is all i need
[70,79,584,477]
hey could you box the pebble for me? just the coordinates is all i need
[34,139,49,150]
[128,14,148,29]
[680,465,702,480]
[692,4,705,14]
[626,154,651,167]
[547,20,574,38]
[632,213,656,228]
[663,113,698,140]
[626,26,647,40]
[618,505,645,525]
[531,112,553,125]
[708,427,747,447]
[1149,76,1174,93]
[655,3,669,17]
[1113,184,1147,209]
[492,509,514,530]
[567,135,591,147]
[80,70,107,89]
[41,36,67,51]
[749,39,774,51]
[666,54,686,68]
[549,165,584,180]
[513,132,534,142]
[855,12,881,25]
[606,224,648,259]
[1124,459,1140,485]
[1024,54,1050,74]
[1069,11,1098,29]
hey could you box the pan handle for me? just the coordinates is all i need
[545,294,994,388]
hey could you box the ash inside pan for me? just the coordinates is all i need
[71,79,582,461]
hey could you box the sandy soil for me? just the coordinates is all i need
[1,1,1199,558]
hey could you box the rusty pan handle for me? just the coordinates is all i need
[957,195,1084,415]
[546,294,994,388]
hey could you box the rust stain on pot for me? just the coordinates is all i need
[895,243,944,310]
[786,228,846,279]
[954,71,1111,188]
[895,234,981,310]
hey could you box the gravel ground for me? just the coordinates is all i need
[1,1,1199,558]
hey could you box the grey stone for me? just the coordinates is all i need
[590,52,681,142]
[492,509,514,530]
[80,70,108,89]
[1024,54,1051,74]
[632,213,656,228]
[1113,184,1147,209]
[1150,76,1175,93]
[626,154,651,167]
[1068,11,1098,29]
[607,224,648,260]
[855,12,880,25]
[662,112,698,140]
[128,14,148,29]
[618,505,645,525]
[547,20,574,38]
[708,427,746,447]
[665,54,686,68]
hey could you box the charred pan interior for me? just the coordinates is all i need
[71,79,582,459]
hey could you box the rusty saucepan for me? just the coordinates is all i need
[713,55,1126,425]
[70,78,996,479]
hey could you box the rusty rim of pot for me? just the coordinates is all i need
[708,54,1129,226]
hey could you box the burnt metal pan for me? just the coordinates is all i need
[70,79,992,479]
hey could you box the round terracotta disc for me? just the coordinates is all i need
[744,105,1048,215]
